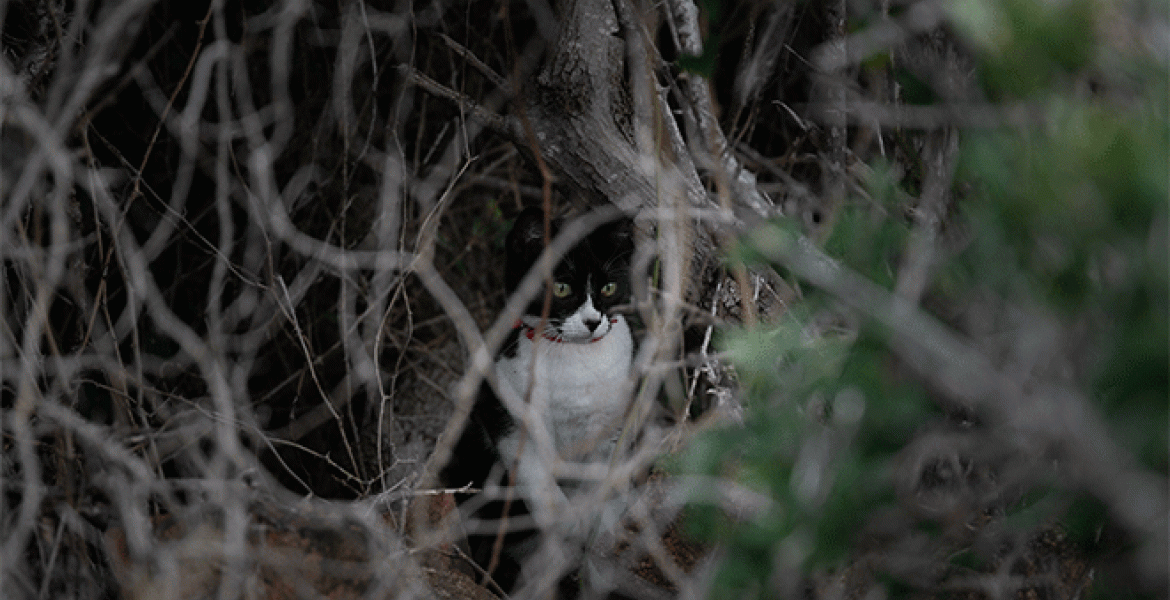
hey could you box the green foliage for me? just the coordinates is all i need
[823,184,911,289]
[949,0,1097,98]
[894,68,941,106]
[676,0,1166,597]
[674,314,936,596]
[958,99,1167,310]
[954,61,1168,472]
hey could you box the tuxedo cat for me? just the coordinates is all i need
[441,207,635,591]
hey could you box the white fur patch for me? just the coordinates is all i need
[494,314,633,509]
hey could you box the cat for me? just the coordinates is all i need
[441,207,635,592]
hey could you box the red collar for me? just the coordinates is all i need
[514,319,616,344]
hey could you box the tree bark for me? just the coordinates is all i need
[520,0,730,304]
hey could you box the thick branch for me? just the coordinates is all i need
[665,0,773,217]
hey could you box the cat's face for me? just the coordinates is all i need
[505,209,633,343]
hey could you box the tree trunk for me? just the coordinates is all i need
[521,0,733,305]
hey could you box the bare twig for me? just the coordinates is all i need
[401,66,522,143]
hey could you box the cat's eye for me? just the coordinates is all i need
[600,282,617,297]
[553,282,571,298]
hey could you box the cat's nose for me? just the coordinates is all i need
[583,317,602,332]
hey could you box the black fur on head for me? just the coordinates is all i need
[504,208,634,321]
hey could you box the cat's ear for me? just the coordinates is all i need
[505,208,550,293]
[596,214,635,254]
[508,208,552,259]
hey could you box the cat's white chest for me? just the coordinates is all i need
[496,316,632,459]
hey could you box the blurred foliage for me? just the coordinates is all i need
[677,0,1167,597]
[951,0,1097,97]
